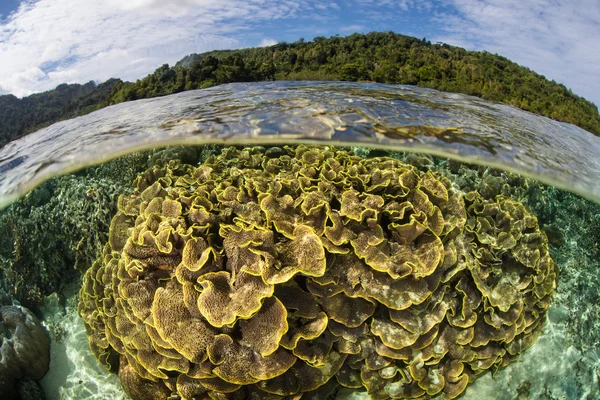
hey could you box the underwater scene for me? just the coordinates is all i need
[0,82,599,400]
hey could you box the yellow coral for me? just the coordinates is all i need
[78,145,556,400]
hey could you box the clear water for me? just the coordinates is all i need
[0,82,599,400]
[2,82,600,209]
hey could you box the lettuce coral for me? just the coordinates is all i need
[78,145,556,399]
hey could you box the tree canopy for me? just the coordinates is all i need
[0,79,120,147]
[1,31,598,148]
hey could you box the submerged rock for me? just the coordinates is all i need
[17,379,46,400]
[0,305,50,400]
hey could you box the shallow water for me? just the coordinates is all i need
[1,82,600,209]
[0,83,599,400]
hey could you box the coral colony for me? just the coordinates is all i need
[79,146,556,399]
[0,305,50,397]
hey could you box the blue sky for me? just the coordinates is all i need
[0,0,20,20]
[0,0,599,107]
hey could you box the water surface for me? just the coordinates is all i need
[1,82,600,209]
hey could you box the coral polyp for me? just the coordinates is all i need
[78,146,556,399]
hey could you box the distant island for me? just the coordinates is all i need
[1,31,599,148]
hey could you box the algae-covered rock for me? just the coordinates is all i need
[78,145,556,399]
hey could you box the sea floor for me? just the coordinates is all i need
[39,284,127,400]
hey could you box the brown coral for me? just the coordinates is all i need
[78,145,556,399]
[0,305,50,400]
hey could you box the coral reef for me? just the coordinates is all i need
[0,287,12,306]
[385,150,600,398]
[146,146,202,168]
[0,152,147,308]
[78,145,556,399]
[395,150,600,355]
[0,144,216,307]
[0,305,50,400]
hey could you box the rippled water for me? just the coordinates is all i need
[1,82,599,400]
[1,81,600,209]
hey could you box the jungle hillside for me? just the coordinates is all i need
[1,31,599,148]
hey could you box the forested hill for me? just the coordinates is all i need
[0,79,120,147]
[1,32,599,148]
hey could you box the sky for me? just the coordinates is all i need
[0,0,598,107]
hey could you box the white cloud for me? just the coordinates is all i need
[432,0,600,107]
[46,68,79,83]
[0,0,316,97]
[340,24,367,33]
[258,38,278,47]
[1,0,598,110]
[15,67,46,84]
